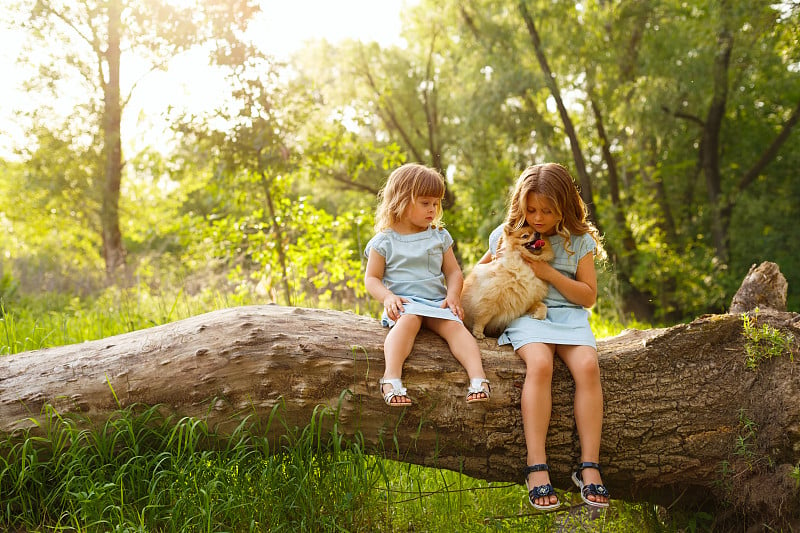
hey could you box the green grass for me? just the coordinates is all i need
[0,402,381,532]
[0,286,677,532]
[0,400,670,532]
[0,285,254,355]
[741,309,796,370]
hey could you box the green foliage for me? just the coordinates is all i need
[4,0,800,320]
[0,138,106,296]
[0,271,18,312]
[7,1,800,528]
[625,220,729,320]
[733,410,758,463]
[404,0,800,320]
[0,401,384,532]
[0,284,256,355]
[741,310,796,370]
[727,165,800,311]
[0,398,673,533]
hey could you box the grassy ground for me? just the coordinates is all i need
[0,286,681,532]
[0,401,673,532]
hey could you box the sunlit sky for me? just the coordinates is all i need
[0,0,412,159]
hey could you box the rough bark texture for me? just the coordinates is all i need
[730,261,788,314]
[1,271,799,526]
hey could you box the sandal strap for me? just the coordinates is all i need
[575,461,602,475]
[467,378,490,398]
[523,463,550,476]
[379,378,407,402]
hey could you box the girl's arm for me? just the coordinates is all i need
[440,247,465,319]
[365,249,407,320]
[477,230,505,264]
[527,252,597,308]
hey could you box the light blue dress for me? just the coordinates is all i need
[488,225,597,349]
[365,227,463,327]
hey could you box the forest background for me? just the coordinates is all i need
[1,0,799,329]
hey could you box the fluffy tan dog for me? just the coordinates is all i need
[461,225,554,339]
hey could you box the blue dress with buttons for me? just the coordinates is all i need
[488,224,597,350]
[365,227,463,327]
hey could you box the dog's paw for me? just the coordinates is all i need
[530,304,548,320]
[472,329,486,339]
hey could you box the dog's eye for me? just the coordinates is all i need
[521,233,530,239]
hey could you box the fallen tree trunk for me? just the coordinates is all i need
[1,292,799,526]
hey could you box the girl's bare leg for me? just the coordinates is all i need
[381,314,422,404]
[557,344,608,505]
[424,317,488,400]
[517,342,558,507]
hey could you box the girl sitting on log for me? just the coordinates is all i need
[475,163,610,510]
[364,163,490,407]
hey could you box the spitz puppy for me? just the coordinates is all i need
[461,224,554,339]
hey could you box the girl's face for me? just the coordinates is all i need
[401,196,440,232]
[524,193,560,236]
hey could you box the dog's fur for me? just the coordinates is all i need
[461,225,554,339]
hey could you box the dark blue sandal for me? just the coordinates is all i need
[524,464,561,511]
[571,462,610,508]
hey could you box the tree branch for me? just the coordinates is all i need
[736,98,800,193]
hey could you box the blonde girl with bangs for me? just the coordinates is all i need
[365,163,490,407]
[475,163,610,511]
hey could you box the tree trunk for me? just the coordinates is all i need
[259,170,293,305]
[101,0,126,277]
[517,1,599,231]
[1,271,798,527]
[702,14,733,265]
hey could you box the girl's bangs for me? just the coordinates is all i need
[413,174,445,199]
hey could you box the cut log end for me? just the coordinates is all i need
[729,261,788,314]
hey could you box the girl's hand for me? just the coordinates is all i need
[527,259,555,282]
[442,295,464,320]
[528,252,597,308]
[383,294,408,321]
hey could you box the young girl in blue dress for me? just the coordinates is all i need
[476,163,610,510]
[365,163,490,407]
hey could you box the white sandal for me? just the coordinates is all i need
[466,377,491,403]
[379,378,411,407]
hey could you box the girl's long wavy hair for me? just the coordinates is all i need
[505,163,603,255]
[374,163,446,232]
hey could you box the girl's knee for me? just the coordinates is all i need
[401,313,423,324]
[395,314,423,330]
[524,356,553,382]
[572,356,601,383]
[518,345,554,381]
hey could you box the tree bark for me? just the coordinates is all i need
[702,13,733,264]
[101,0,126,277]
[1,283,798,525]
[729,261,788,314]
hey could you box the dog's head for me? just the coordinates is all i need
[501,224,554,261]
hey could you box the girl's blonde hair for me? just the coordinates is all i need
[505,163,603,254]
[374,163,446,232]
